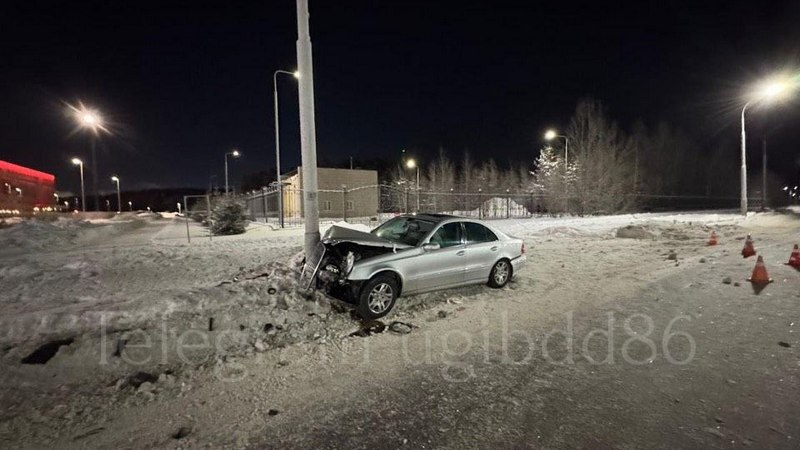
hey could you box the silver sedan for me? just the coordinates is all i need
[303,214,527,319]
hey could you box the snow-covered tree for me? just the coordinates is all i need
[530,146,565,213]
[210,198,248,235]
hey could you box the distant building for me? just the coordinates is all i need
[281,167,379,218]
[0,160,56,215]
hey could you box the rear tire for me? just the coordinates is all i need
[488,259,511,288]
[356,274,399,319]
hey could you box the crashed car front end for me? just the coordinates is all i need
[300,225,409,302]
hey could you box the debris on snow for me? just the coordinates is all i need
[616,225,654,239]
[171,426,192,440]
[388,321,414,334]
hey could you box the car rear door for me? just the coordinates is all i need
[463,222,501,283]
[408,221,466,292]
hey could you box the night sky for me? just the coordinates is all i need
[2,0,799,194]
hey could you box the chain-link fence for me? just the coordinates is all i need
[242,185,544,227]
[240,184,743,228]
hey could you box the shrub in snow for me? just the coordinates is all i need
[210,198,248,235]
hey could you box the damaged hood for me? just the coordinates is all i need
[322,225,411,249]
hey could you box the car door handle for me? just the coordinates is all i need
[490,246,498,252]
[456,250,465,256]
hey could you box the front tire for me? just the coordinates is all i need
[357,274,399,319]
[488,259,511,288]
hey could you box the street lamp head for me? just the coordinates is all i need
[80,111,99,126]
[66,101,110,134]
[752,75,795,103]
[406,158,417,169]
[293,70,300,79]
[231,149,241,157]
[544,129,557,141]
[111,176,119,182]
[71,157,82,166]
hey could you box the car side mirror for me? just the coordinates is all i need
[422,242,440,252]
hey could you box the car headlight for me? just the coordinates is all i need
[344,251,355,276]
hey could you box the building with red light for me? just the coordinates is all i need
[0,160,56,215]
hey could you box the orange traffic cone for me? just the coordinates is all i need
[741,234,756,258]
[747,255,773,284]
[707,231,718,246]
[787,244,800,269]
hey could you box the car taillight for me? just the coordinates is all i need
[521,242,526,254]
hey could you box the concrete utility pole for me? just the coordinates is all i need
[296,0,320,258]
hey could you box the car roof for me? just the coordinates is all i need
[398,213,458,224]
[397,214,494,226]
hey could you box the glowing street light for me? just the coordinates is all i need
[111,176,121,213]
[544,129,570,211]
[740,76,794,215]
[406,158,420,212]
[224,149,241,194]
[273,69,300,228]
[69,101,109,211]
[544,129,569,166]
[71,158,86,212]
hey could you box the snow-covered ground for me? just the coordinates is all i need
[1,209,799,447]
[0,210,779,373]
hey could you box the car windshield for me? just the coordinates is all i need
[372,216,436,246]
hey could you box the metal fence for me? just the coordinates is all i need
[239,185,743,228]
[243,185,548,228]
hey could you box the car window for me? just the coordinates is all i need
[372,217,436,246]
[464,222,498,244]
[429,222,463,248]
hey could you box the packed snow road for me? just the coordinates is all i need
[0,210,798,448]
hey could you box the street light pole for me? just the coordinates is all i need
[111,176,121,213]
[762,136,767,211]
[416,164,420,212]
[69,103,106,211]
[545,130,570,212]
[90,137,98,211]
[406,158,420,213]
[71,158,85,212]
[273,69,299,228]
[738,76,795,215]
[740,102,751,215]
[224,149,240,194]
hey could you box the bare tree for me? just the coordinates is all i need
[568,98,636,213]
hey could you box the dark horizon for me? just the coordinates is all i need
[2,0,799,194]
